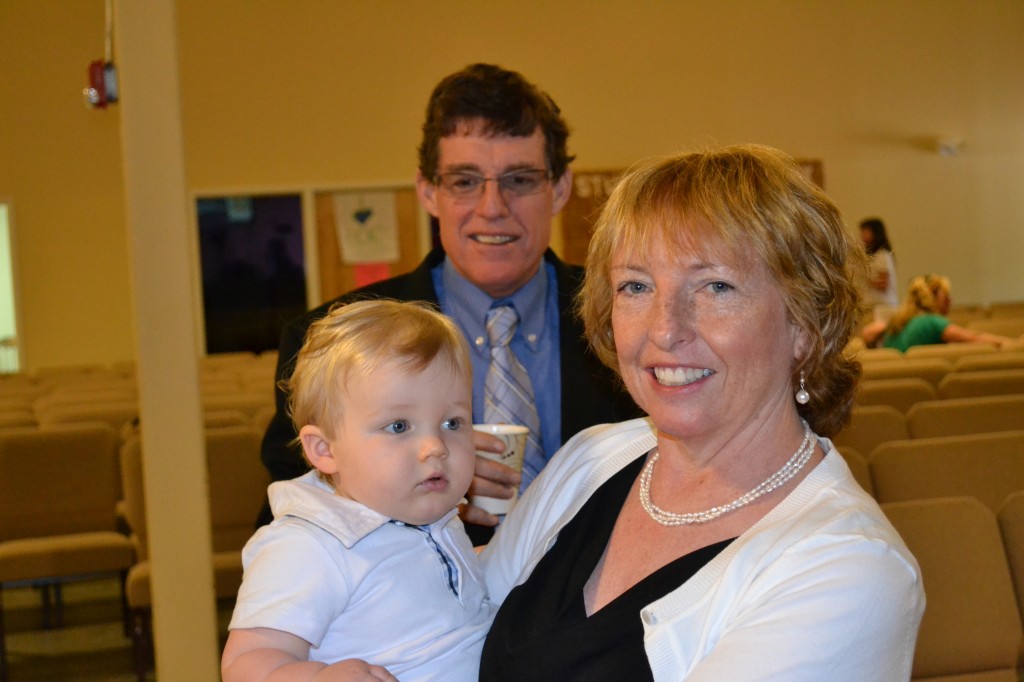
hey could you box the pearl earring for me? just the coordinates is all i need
[795,371,810,405]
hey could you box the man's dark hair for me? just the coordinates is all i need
[418,63,574,181]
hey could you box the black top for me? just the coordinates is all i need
[480,454,734,681]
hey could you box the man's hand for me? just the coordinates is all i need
[459,429,522,527]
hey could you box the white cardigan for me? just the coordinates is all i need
[481,418,924,681]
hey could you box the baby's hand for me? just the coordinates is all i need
[315,658,397,681]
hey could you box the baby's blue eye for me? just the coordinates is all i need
[384,420,409,434]
[442,418,463,431]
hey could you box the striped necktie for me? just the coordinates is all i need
[484,304,544,491]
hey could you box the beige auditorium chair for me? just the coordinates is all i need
[200,352,257,374]
[883,497,1022,681]
[252,405,275,438]
[855,347,903,363]
[856,378,938,414]
[33,386,137,414]
[938,369,1024,399]
[997,491,1024,668]
[120,425,269,680]
[833,404,909,460]
[835,446,874,496]
[954,351,1024,373]
[871,431,1024,513]
[945,305,991,327]
[0,424,135,679]
[861,357,952,388]
[906,395,1024,439]
[35,400,140,438]
[987,302,1024,319]
[0,409,36,430]
[968,317,1024,338]
[904,342,998,363]
[201,392,273,421]
[203,409,251,429]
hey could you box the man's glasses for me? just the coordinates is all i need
[434,169,552,200]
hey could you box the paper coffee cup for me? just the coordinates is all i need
[469,423,528,515]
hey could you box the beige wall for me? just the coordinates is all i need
[2,0,1023,370]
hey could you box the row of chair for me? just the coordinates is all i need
[948,300,1024,322]
[861,353,1024,385]
[0,422,270,681]
[883,494,1024,681]
[0,391,275,444]
[831,429,1024,679]
[857,372,1024,413]
[836,394,1024,459]
[118,426,269,679]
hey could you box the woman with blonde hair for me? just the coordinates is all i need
[863,273,1020,351]
[479,145,924,680]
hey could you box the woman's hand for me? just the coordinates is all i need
[458,429,522,527]
[314,659,397,681]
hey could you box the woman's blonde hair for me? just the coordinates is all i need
[578,144,868,437]
[286,299,471,445]
[886,274,951,336]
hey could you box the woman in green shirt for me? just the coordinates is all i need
[862,274,1020,351]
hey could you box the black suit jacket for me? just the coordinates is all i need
[257,247,639,527]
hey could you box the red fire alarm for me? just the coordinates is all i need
[84,60,118,109]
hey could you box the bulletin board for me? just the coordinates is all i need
[560,169,625,266]
[314,187,424,302]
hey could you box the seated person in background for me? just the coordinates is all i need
[862,273,1022,351]
[479,145,924,680]
[223,300,493,682]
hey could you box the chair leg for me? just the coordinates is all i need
[119,571,131,638]
[53,582,64,629]
[0,589,8,682]
[38,583,54,629]
[129,608,152,682]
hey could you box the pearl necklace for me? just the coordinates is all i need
[638,421,816,526]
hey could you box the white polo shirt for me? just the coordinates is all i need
[230,471,495,681]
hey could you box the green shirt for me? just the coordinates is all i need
[882,314,950,352]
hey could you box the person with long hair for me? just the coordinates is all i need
[863,273,1021,351]
[859,217,898,313]
[479,145,924,680]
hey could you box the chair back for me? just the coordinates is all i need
[988,302,1024,319]
[883,497,1022,680]
[206,426,269,552]
[119,426,269,557]
[998,490,1024,665]
[856,378,938,413]
[36,400,139,436]
[833,404,908,459]
[907,395,1024,439]
[954,351,1024,373]
[968,317,1024,337]
[938,369,1024,399]
[861,358,952,387]
[871,431,1024,513]
[904,343,997,363]
[0,423,119,539]
[836,446,873,496]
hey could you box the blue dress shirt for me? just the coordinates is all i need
[432,258,562,467]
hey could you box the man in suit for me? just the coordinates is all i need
[258,63,637,541]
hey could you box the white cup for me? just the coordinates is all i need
[469,423,528,515]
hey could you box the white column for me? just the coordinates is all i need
[114,1,219,679]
